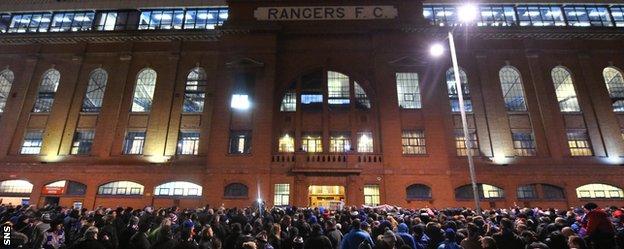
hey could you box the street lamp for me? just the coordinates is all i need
[430,3,482,214]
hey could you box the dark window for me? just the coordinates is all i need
[123,131,146,155]
[406,184,432,200]
[455,184,504,200]
[512,130,537,156]
[0,14,12,33]
[542,184,565,200]
[95,10,138,31]
[517,184,538,199]
[224,183,248,198]
[81,68,108,112]
[66,181,87,196]
[229,131,251,154]
[71,130,95,155]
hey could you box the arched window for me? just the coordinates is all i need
[455,183,504,200]
[0,69,14,113]
[81,68,108,112]
[406,184,432,200]
[517,184,538,199]
[354,82,370,109]
[446,68,472,112]
[224,183,248,198]
[542,184,565,200]
[602,67,624,112]
[0,180,33,194]
[551,66,580,112]
[33,69,61,113]
[97,181,144,196]
[131,68,157,112]
[576,183,623,199]
[183,67,207,113]
[499,66,528,112]
[517,183,565,200]
[42,180,87,196]
[154,181,202,197]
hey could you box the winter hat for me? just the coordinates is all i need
[444,228,456,240]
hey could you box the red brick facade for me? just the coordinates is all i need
[0,0,623,209]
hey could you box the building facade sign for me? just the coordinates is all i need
[254,6,398,21]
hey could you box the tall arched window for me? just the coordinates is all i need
[499,66,528,112]
[0,69,14,113]
[183,67,207,113]
[551,66,580,112]
[576,183,623,199]
[81,68,108,112]
[446,68,472,112]
[224,183,248,198]
[406,184,432,200]
[0,180,33,195]
[602,67,624,112]
[97,181,144,195]
[455,183,504,199]
[33,69,60,113]
[154,181,202,197]
[131,68,157,112]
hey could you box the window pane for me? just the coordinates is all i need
[274,184,290,205]
[330,132,351,152]
[98,181,144,195]
[123,131,146,155]
[567,129,593,156]
[602,67,624,112]
[512,130,536,156]
[357,132,373,153]
[455,129,479,156]
[551,67,580,112]
[302,133,322,153]
[280,91,297,112]
[363,185,380,206]
[71,130,95,155]
[478,5,516,26]
[0,69,14,113]
[154,181,202,197]
[499,66,527,112]
[224,183,248,197]
[33,69,60,113]
[177,131,200,155]
[402,130,426,155]
[396,73,421,109]
[354,82,370,110]
[576,183,624,199]
[406,184,432,199]
[229,131,251,154]
[278,134,295,153]
[183,67,207,113]
[327,71,350,105]
[20,130,43,155]
[517,184,537,199]
[50,11,94,32]
[0,180,33,194]
[82,68,108,112]
[132,68,157,112]
[446,68,472,112]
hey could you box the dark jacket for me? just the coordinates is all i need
[174,240,200,249]
[130,232,151,249]
[492,230,525,249]
[71,238,108,249]
[326,228,343,249]
[304,234,333,249]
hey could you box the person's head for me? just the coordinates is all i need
[583,203,598,211]
[201,225,213,239]
[84,226,99,240]
[352,218,361,230]
[242,241,257,249]
[568,235,586,249]
[499,218,513,230]
[325,219,336,230]
[466,222,480,239]
[480,236,496,248]
[561,227,575,237]
[383,230,397,245]
[444,228,456,242]
[311,223,323,235]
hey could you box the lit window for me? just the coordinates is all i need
[231,94,251,110]
[123,131,146,155]
[455,183,504,200]
[0,180,33,194]
[602,67,624,112]
[0,14,11,33]
[517,184,538,199]
[70,130,95,155]
[0,69,14,113]
[131,68,157,112]
[455,129,479,156]
[98,181,144,196]
[183,8,228,29]
[229,131,251,154]
[364,185,380,206]
[224,183,248,198]
[155,181,202,197]
[551,66,580,112]
[396,72,421,109]
[512,130,536,156]
[423,5,457,26]
[280,91,297,112]
[177,131,200,155]
[330,132,351,152]
[33,69,60,113]
[564,6,612,27]
[139,9,185,30]
[20,130,43,155]
[576,183,623,199]
[327,71,350,105]
[95,11,134,31]
[402,130,426,155]
[278,134,295,153]
[8,13,53,33]
[357,132,373,153]
[49,11,95,32]
[516,6,565,27]
[301,94,322,105]
[354,82,370,109]
[499,66,527,112]
[183,67,207,113]
[446,68,472,112]
[612,6,624,27]
[274,184,290,206]
[302,133,322,153]
[477,5,516,26]
[81,68,107,112]
[567,129,593,156]
[406,184,432,200]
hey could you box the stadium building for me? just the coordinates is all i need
[0,0,623,209]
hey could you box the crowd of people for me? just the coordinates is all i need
[0,202,623,249]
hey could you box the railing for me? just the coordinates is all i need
[272,153,383,172]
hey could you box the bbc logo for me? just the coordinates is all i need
[1,223,10,248]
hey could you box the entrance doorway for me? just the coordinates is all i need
[43,196,60,206]
[308,185,345,209]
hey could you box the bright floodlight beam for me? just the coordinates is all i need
[458,4,478,23]
[430,43,444,57]
[231,94,251,110]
